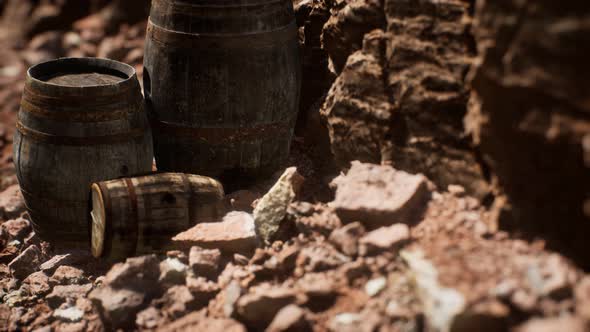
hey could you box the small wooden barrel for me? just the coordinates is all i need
[144,0,301,178]
[13,58,154,249]
[91,173,225,261]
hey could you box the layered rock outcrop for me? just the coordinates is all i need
[468,0,590,266]
[321,0,490,198]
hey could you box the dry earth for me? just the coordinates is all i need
[0,1,588,331]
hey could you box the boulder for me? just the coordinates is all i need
[331,162,431,228]
[173,212,258,254]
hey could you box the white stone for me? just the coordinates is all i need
[365,277,386,297]
[54,306,84,322]
[332,313,361,325]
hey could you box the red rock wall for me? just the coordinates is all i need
[320,0,490,198]
[468,0,590,265]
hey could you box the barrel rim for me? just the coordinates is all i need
[26,57,137,94]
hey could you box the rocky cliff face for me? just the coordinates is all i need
[320,0,490,199]
[1,0,590,330]
[467,0,590,266]
[319,0,590,266]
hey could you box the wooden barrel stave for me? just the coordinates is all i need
[14,58,154,249]
[144,0,301,177]
[91,173,225,261]
[149,0,295,34]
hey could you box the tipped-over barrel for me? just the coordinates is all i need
[91,173,225,261]
[144,0,301,179]
[13,57,153,249]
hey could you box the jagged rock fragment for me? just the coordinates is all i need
[186,276,220,306]
[46,284,93,308]
[359,223,410,256]
[50,266,87,286]
[294,203,342,236]
[53,306,84,323]
[8,244,41,280]
[515,316,587,332]
[1,218,30,241]
[265,304,311,332]
[322,0,385,73]
[253,167,304,243]
[575,276,590,320]
[297,243,350,272]
[104,254,160,291]
[155,285,200,319]
[189,246,221,281]
[136,307,163,330]
[329,221,365,256]
[236,286,297,329]
[39,253,84,275]
[159,258,189,286]
[89,286,146,329]
[321,31,391,167]
[402,250,465,332]
[173,212,258,254]
[328,312,380,332]
[0,185,25,220]
[23,271,50,296]
[160,311,246,332]
[364,277,386,297]
[331,162,431,227]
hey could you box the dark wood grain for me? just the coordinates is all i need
[144,0,301,180]
[91,173,225,261]
[14,58,154,250]
[47,73,124,86]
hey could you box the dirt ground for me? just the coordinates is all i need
[0,1,589,331]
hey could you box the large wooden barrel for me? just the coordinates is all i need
[90,173,225,261]
[144,0,301,179]
[13,57,154,249]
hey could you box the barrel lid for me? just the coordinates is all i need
[45,72,125,87]
[26,57,137,96]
